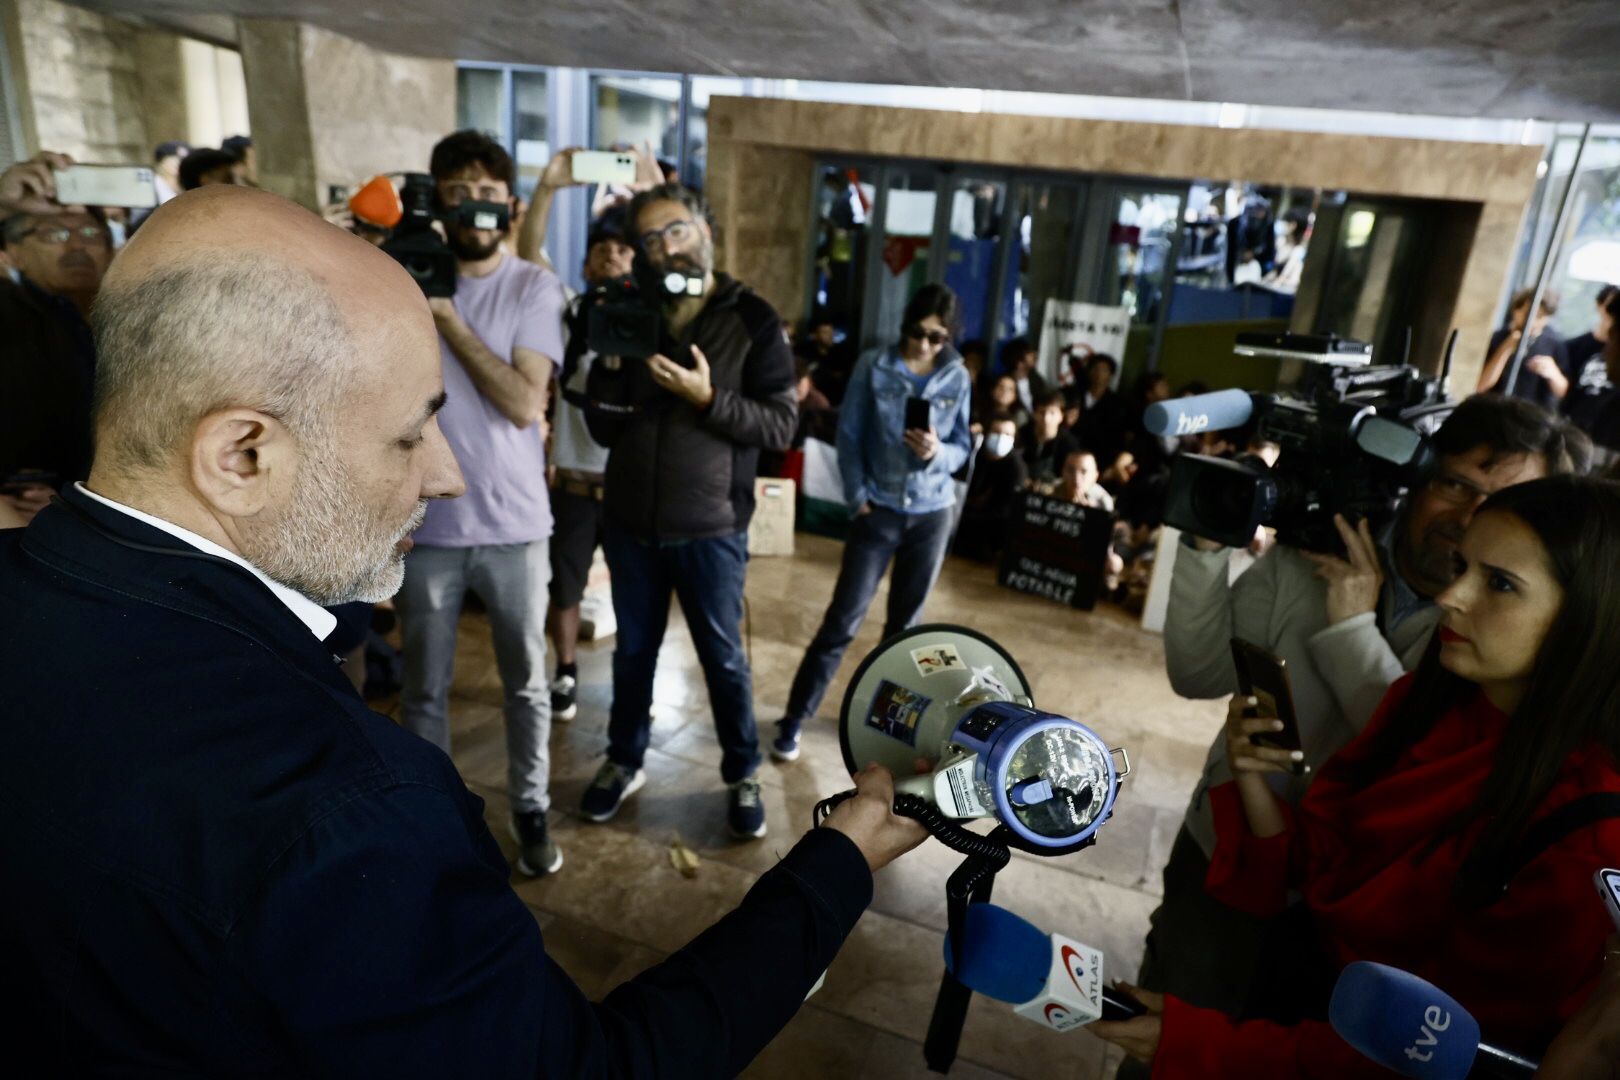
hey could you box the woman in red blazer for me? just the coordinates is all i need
[1097,475,1620,1077]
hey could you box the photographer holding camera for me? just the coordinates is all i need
[394,131,565,877]
[579,183,796,840]
[1123,394,1590,1067]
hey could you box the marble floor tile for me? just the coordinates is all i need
[406,534,1219,1080]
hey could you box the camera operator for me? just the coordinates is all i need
[0,151,114,524]
[0,185,927,1074]
[393,131,565,878]
[1126,395,1590,1061]
[578,183,796,840]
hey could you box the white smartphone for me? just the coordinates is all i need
[1597,868,1620,932]
[571,150,638,187]
[53,164,158,209]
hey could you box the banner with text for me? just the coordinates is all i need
[1035,300,1130,390]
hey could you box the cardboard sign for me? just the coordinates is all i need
[998,493,1115,610]
[747,477,796,557]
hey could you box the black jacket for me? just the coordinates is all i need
[587,274,796,541]
[0,485,872,1076]
[0,276,97,483]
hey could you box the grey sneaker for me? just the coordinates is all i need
[580,760,646,822]
[728,776,767,839]
[510,811,562,877]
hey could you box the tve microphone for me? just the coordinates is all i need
[1329,962,1537,1079]
[1142,388,1254,439]
[943,902,1119,1032]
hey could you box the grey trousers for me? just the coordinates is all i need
[396,541,553,813]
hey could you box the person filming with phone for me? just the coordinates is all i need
[1124,395,1591,1072]
[1096,475,1620,1076]
[771,284,973,762]
[0,151,116,524]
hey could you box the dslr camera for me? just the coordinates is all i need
[1149,333,1454,553]
[377,172,510,298]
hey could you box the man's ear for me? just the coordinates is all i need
[189,408,294,519]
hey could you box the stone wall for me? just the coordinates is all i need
[240,19,454,211]
[10,0,148,163]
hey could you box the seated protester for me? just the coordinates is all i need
[1001,335,1046,414]
[979,372,1030,432]
[1099,450,1139,499]
[1056,448,1114,512]
[1565,287,1618,437]
[0,152,114,523]
[955,410,1028,562]
[791,351,836,448]
[1096,476,1620,1076]
[1477,286,1577,413]
[1020,388,1078,487]
[802,311,855,406]
[1069,353,1131,467]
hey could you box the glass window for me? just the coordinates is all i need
[1168,182,1315,327]
[456,67,504,141]
[1104,189,1182,326]
[687,77,746,193]
[1534,135,1620,341]
[592,75,681,164]
[512,70,548,199]
[1000,181,1085,355]
[942,177,1007,344]
[873,167,938,346]
[811,163,874,344]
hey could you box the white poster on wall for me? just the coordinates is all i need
[1035,300,1131,390]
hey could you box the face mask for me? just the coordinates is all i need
[986,432,1015,459]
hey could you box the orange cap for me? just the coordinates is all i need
[349,175,402,228]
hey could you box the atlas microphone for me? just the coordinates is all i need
[1329,962,1537,1079]
[942,902,1146,1032]
[1142,389,1254,439]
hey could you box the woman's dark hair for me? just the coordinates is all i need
[429,130,516,190]
[902,284,961,339]
[1345,475,1620,906]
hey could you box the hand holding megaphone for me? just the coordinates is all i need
[818,763,930,873]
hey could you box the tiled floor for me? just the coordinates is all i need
[383,534,1226,1079]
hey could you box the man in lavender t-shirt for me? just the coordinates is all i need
[395,131,564,878]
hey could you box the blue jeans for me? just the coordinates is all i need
[782,505,954,731]
[603,528,759,783]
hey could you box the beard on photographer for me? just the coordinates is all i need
[1124,393,1591,1053]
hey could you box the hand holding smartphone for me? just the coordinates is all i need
[1230,638,1306,774]
[904,396,931,432]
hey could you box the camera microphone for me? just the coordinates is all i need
[1329,962,1537,1079]
[1143,389,1254,439]
[942,902,1145,1031]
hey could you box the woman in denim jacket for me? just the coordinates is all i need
[772,284,974,759]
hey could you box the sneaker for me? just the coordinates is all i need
[580,761,646,822]
[550,673,578,721]
[728,776,767,839]
[769,721,801,762]
[510,811,563,877]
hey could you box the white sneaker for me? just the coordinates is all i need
[550,673,578,721]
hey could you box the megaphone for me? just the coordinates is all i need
[837,624,1127,855]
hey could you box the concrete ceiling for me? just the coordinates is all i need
[88,0,1620,123]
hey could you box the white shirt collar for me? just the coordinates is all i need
[73,483,339,642]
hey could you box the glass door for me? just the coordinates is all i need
[866,165,941,350]
[940,175,1009,345]
[996,179,1089,366]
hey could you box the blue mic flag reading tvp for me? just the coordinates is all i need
[942,903,1048,1005]
[1142,389,1254,439]
[1329,962,1481,1079]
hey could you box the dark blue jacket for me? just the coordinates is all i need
[0,486,872,1076]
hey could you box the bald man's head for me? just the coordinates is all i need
[87,186,462,604]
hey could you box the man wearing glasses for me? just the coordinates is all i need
[1113,393,1590,1079]
[0,152,114,524]
[578,183,796,841]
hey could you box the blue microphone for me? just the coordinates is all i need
[1143,389,1254,439]
[942,903,1143,1030]
[1329,962,1536,1078]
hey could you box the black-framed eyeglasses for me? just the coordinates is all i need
[1428,473,1490,506]
[638,218,699,252]
[904,323,950,347]
[14,224,108,246]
